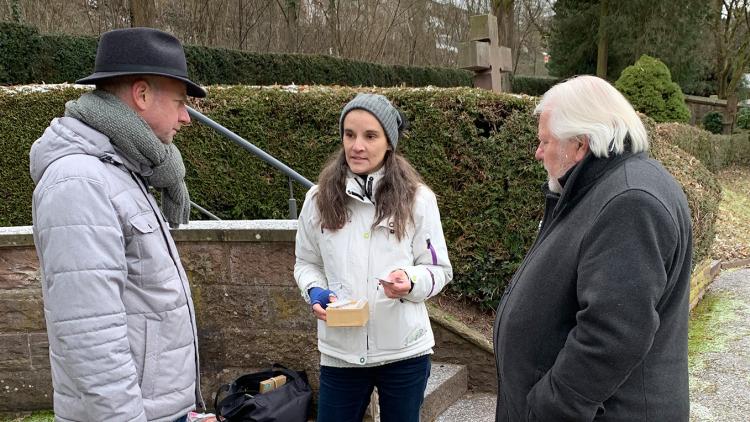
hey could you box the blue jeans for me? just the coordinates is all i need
[317,355,431,422]
[173,416,188,422]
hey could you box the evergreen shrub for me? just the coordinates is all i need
[0,22,471,88]
[737,107,750,130]
[615,55,691,123]
[511,75,561,96]
[702,111,724,134]
[0,86,721,309]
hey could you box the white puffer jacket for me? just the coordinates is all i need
[30,117,202,421]
[294,168,453,366]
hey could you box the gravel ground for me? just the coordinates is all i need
[689,267,750,422]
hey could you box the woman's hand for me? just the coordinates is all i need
[309,287,337,321]
[312,296,337,321]
[381,269,412,299]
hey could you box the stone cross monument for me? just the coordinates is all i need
[458,14,513,92]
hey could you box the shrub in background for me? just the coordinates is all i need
[511,75,561,96]
[702,111,724,134]
[0,85,722,309]
[737,107,750,130]
[655,123,718,172]
[712,133,750,168]
[615,55,691,123]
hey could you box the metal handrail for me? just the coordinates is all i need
[186,106,314,219]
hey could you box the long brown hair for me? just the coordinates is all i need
[316,149,424,241]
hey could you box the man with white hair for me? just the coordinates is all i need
[493,75,692,421]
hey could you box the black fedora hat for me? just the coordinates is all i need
[76,27,206,98]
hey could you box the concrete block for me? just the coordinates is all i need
[721,258,750,270]
[0,249,40,290]
[468,14,498,44]
[0,290,45,332]
[178,242,230,286]
[458,41,490,71]
[421,362,468,422]
[497,46,513,71]
[29,332,50,369]
[0,334,30,371]
[709,260,722,278]
[473,71,501,92]
[0,370,53,411]
[229,243,296,286]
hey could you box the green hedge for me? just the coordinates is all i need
[0,22,471,88]
[0,22,41,83]
[511,75,562,96]
[648,120,721,266]
[655,123,750,172]
[0,86,721,309]
[713,133,750,168]
[655,123,719,172]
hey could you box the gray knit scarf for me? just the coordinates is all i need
[65,90,190,227]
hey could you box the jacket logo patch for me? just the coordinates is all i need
[404,327,426,347]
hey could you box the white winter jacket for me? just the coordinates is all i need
[294,168,453,366]
[29,117,202,421]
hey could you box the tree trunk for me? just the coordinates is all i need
[493,0,515,51]
[596,0,609,78]
[129,0,156,27]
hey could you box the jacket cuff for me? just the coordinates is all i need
[300,280,327,304]
[401,266,435,302]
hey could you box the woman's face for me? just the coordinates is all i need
[342,110,390,175]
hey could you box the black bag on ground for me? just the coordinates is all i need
[214,363,312,422]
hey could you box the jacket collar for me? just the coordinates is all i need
[30,117,155,185]
[345,166,386,205]
[544,144,646,219]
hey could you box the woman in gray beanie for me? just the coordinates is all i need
[295,93,453,421]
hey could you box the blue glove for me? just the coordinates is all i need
[309,287,336,309]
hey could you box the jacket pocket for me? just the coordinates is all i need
[140,318,161,398]
[127,211,166,286]
[129,211,159,235]
[317,319,363,357]
[373,295,426,350]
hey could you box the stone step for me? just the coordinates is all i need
[421,362,469,422]
[434,392,497,422]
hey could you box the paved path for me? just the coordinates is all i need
[689,267,750,422]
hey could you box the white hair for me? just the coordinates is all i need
[534,75,648,158]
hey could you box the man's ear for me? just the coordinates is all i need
[129,79,152,112]
[575,136,590,161]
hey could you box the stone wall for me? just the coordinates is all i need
[685,95,732,133]
[0,221,495,412]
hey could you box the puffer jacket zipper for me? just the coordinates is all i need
[128,170,206,410]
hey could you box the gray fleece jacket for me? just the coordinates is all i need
[30,117,202,422]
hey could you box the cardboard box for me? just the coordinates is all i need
[326,299,369,327]
[259,374,287,393]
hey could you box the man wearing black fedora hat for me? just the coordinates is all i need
[30,28,207,422]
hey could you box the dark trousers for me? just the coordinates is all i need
[317,354,431,422]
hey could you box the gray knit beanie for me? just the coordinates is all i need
[339,93,403,150]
